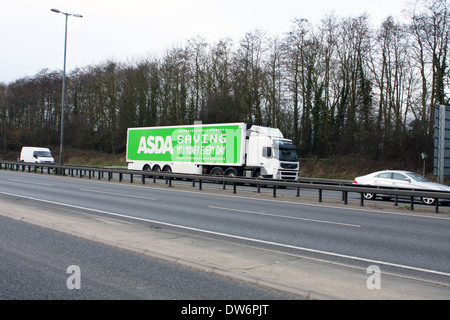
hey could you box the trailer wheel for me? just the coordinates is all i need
[152,165,161,173]
[162,166,172,180]
[162,166,172,173]
[225,168,238,178]
[143,164,152,177]
[211,167,223,176]
[211,167,224,183]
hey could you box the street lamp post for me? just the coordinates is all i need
[51,8,83,166]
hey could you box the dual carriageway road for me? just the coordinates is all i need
[0,169,449,300]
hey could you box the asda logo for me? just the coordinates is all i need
[128,124,242,164]
[137,136,174,154]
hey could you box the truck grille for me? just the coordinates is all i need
[280,163,298,169]
[280,171,298,180]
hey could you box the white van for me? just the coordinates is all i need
[20,147,55,164]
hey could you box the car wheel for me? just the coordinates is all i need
[422,197,435,205]
[363,193,376,200]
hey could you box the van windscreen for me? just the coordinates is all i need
[34,151,52,157]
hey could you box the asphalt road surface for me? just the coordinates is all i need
[0,169,449,300]
[0,214,300,301]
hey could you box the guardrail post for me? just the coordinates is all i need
[273,185,277,198]
[130,174,133,183]
[297,187,300,197]
[360,193,364,206]
[410,196,414,211]
[319,189,322,202]
[168,177,172,187]
[223,180,226,190]
[199,179,202,190]
[394,195,398,206]
[435,199,439,214]
[142,174,145,184]
[192,179,196,187]
[119,173,123,182]
[343,191,348,205]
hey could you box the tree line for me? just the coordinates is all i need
[0,0,448,168]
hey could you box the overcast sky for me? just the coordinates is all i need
[0,0,409,84]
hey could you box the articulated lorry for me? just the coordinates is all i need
[126,123,299,180]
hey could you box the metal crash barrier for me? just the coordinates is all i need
[1,160,450,214]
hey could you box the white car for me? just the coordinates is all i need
[353,170,450,205]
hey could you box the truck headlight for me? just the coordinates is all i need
[273,169,280,179]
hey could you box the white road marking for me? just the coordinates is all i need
[7,179,52,186]
[209,206,361,228]
[80,189,157,201]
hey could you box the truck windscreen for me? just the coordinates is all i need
[278,148,298,162]
[274,140,298,162]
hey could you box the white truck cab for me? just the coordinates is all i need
[246,125,299,180]
[20,147,55,164]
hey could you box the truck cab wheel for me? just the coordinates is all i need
[253,170,267,188]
